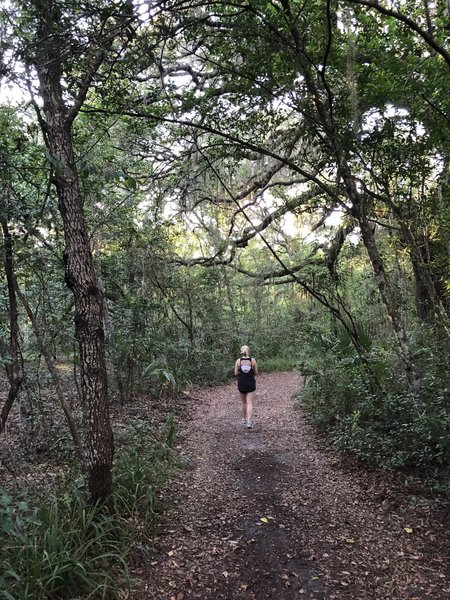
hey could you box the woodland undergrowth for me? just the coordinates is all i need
[297,319,450,493]
[0,414,180,600]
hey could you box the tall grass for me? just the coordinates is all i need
[0,415,179,600]
[0,492,127,600]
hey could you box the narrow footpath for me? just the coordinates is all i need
[137,372,449,599]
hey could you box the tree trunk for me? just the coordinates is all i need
[411,234,436,321]
[0,219,22,433]
[358,217,420,389]
[51,125,113,502]
[15,282,84,461]
[34,14,113,503]
[406,228,449,324]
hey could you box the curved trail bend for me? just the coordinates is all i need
[139,372,449,599]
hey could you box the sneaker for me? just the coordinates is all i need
[246,421,253,429]
[242,418,247,426]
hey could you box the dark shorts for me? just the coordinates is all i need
[238,384,256,394]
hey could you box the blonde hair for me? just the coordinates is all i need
[240,345,250,356]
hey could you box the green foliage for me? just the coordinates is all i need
[259,355,298,374]
[0,490,127,600]
[336,387,450,471]
[0,419,180,599]
[142,358,178,396]
[113,416,179,536]
[0,490,39,545]
[2,0,449,504]
[299,321,450,476]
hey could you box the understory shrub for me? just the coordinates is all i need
[259,355,298,373]
[0,417,179,600]
[297,319,450,479]
[335,388,450,470]
[0,491,127,600]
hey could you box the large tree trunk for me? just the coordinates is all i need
[33,9,113,502]
[49,124,113,502]
[405,228,449,324]
[411,233,438,321]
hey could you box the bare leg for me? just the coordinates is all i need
[240,392,247,420]
[246,391,255,424]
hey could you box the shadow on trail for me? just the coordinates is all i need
[226,437,325,599]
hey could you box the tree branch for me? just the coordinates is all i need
[80,106,346,207]
[346,0,450,67]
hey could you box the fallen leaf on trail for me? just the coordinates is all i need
[345,538,355,544]
[260,517,269,523]
[240,583,249,590]
[311,576,320,580]
[222,571,229,578]
[404,527,413,534]
[167,550,174,556]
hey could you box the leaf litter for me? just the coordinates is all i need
[133,372,449,599]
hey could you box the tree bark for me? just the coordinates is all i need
[406,228,449,326]
[46,124,113,502]
[32,4,114,502]
[0,219,22,433]
[358,216,420,389]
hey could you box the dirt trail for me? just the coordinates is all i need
[138,372,449,599]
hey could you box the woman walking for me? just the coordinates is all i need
[234,345,258,429]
